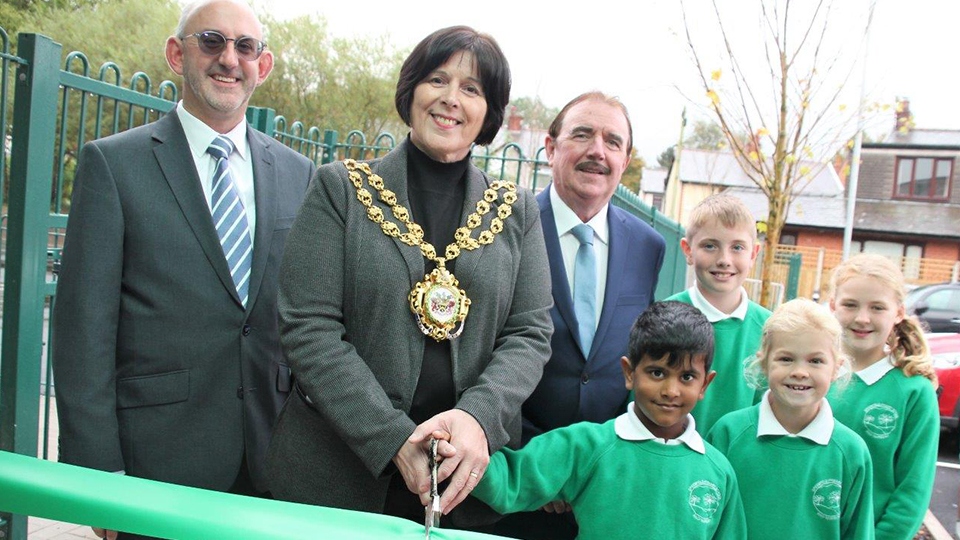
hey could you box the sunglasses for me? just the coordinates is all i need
[181,31,266,61]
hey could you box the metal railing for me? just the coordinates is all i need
[0,450,505,539]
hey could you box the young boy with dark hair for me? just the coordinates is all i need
[470,301,747,539]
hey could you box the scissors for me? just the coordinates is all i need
[425,437,441,539]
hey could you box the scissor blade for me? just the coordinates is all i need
[425,438,440,539]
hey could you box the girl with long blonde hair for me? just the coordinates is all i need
[827,253,938,540]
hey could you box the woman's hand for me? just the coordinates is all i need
[409,409,489,514]
[392,429,456,505]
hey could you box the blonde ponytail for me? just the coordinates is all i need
[889,317,937,386]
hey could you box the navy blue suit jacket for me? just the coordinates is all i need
[522,186,666,443]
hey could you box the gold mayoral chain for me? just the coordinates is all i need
[344,158,518,342]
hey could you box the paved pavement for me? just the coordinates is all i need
[28,516,99,539]
[935,431,960,539]
[27,398,99,539]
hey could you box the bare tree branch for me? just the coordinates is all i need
[681,0,872,307]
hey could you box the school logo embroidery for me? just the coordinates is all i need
[862,403,899,439]
[688,480,722,524]
[812,479,842,520]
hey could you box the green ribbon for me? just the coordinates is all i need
[0,451,505,539]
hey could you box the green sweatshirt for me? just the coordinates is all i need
[669,290,770,433]
[828,364,939,540]
[473,418,747,540]
[708,404,875,540]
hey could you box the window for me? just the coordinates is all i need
[862,240,906,260]
[926,289,960,311]
[652,193,664,212]
[895,157,952,200]
[860,241,923,279]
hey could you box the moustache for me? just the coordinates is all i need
[575,161,611,175]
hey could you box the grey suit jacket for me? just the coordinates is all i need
[52,112,315,492]
[267,140,553,515]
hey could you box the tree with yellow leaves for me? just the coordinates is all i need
[681,0,874,307]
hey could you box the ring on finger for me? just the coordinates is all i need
[469,471,479,478]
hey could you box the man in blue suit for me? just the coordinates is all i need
[494,92,666,540]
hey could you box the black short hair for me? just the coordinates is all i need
[394,25,511,147]
[626,301,715,371]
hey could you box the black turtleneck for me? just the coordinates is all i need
[406,139,469,425]
[384,139,471,522]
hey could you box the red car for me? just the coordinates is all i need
[931,333,960,431]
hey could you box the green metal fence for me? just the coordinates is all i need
[0,28,686,540]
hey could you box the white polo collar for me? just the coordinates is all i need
[757,390,834,445]
[851,354,896,385]
[615,402,706,454]
[687,285,749,322]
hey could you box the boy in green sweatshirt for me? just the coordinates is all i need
[471,301,746,539]
[667,193,771,434]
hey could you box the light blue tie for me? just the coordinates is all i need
[572,223,597,357]
[208,136,252,306]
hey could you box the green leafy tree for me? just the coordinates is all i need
[684,119,726,150]
[16,0,179,86]
[256,14,406,143]
[620,150,646,194]
[657,146,676,169]
[9,0,404,210]
[14,0,180,210]
[0,4,28,40]
[506,96,559,130]
[2,0,112,38]
[658,119,727,170]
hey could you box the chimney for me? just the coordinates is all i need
[833,153,848,186]
[507,106,523,132]
[895,98,912,133]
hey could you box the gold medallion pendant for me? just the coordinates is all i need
[344,158,517,341]
[409,266,471,341]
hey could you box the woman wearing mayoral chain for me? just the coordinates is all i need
[266,26,553,531]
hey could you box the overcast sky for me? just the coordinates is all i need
[263,0,957,163]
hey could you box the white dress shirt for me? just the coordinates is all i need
[176,102,257,238]
[550,185,608,329]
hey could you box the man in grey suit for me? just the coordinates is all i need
[52,1,314,536]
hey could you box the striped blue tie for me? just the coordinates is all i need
[208,136,252,306]
[572,223,597,357]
